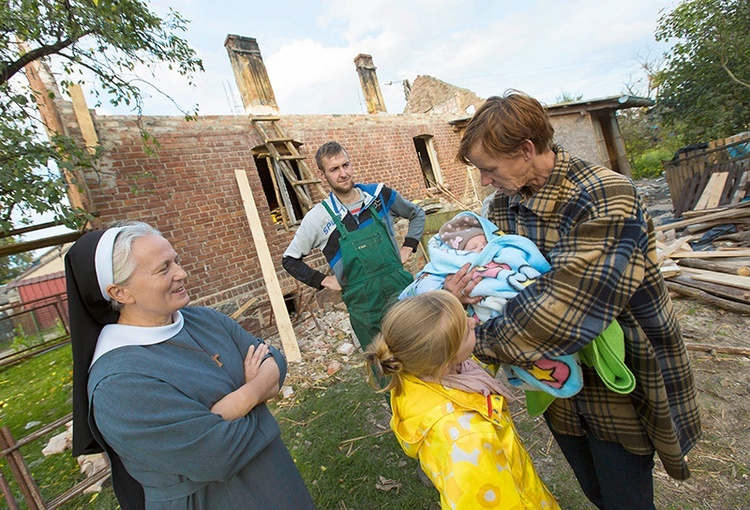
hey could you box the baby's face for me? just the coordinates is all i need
[464,234,487,253]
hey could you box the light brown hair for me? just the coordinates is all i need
[314,141,349,170]
[456,89,554,165]
[365,290,467,396]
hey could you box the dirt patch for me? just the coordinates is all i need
[659,299,750,509]
[268,177,750,509]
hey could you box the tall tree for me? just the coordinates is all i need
[655,0,750,143]
[0,0,203,235]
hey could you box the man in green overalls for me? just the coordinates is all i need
[282,141,425,352]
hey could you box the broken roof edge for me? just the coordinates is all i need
[448,94,655,126]
[545,95,655,116]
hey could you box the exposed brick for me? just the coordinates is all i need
[72,111,472,333]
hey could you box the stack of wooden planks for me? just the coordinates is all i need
[656,201,750,314]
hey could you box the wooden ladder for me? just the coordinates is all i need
[249,116,327,225]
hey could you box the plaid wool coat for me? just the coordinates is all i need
[476,145,701,480]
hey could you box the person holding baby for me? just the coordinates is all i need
[444,90,700,510]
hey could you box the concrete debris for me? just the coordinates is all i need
[281,385,295,399]
[336,342,356,356]
[39,421,109,494]
[42,420,73,456]
[262,302,369,395]
[326,360,341,376]
[77,453,110,493]
[42,430,70,456]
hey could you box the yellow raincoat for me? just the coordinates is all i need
[391,374,560,510]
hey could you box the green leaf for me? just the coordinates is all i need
[655,0,750,143]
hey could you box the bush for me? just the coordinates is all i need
[10,324,42,352]
[633,148,674,179]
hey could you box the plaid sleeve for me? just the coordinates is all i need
[476,162,648,366]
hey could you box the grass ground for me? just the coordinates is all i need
[271,372,439,509]
[0,345,438,510]
[0,345,119,509]
[0,344,582,510]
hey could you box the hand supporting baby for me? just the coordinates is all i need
[443,263,484,305]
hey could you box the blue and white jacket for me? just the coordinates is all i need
[282,183,425,288]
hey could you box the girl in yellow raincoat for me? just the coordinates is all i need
[366,290,559,510]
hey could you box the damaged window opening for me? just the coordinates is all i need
[253,154,304,226]
[413,135,443,188]
[283,293,297,316]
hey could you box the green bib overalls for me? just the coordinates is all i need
[322,200,413,350]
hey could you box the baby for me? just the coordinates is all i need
[438,214,488,253]
[401,211,583,414]
[403,211,551,325]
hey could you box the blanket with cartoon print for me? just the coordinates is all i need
[399,211,583,406]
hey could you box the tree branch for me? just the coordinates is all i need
[0,37,85,86]
[721,62,750,90]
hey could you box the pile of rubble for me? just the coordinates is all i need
[635,177,750,357]
[267,302,368,407]
[39,421,109,495]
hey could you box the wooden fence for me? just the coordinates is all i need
[0,414,110,509]
[0,290,111,508]
[662,133,750,216]
[0,291,70,369]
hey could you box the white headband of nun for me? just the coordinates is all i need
[94,227,124,301]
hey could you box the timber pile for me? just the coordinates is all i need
[662,133,750,216]
[656,201,750,315]
[656,134,750,316]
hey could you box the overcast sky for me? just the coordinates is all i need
[94,0,681,117]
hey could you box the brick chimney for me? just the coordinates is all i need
[354,54,387,114]
[224,35,278,115]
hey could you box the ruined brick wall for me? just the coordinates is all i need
[278,114,465,200]
[403,75,484,116]
[76,110,467,335]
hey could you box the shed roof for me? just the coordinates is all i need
[448,94,655,127]
[545,95,655,117]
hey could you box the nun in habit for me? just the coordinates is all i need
[65,222,315,510]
